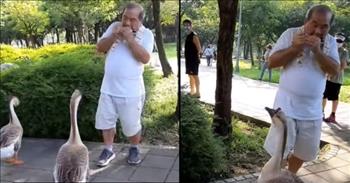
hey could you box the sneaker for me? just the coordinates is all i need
[97,148,116,167]
[127,147,141,165]
[325,114,337,124]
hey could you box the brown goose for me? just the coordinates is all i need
[0,96,24,165]
[53,90,89,182]
[257,107,303,183]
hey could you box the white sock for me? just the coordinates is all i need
[105,145,113,152]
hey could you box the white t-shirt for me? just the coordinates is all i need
[270,26,339,120]
[99,22,154,97]
[204,47,214,56]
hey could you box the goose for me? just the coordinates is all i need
[53,90,89,182]
[0,96,24,165]
[257,107,303,183]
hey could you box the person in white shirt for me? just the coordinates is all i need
[203,44,214,66]
[264,5,339,174]
[95,2,154,167]
[259,44,273,82]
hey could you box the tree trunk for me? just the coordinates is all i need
[152,0,173,77]
[244,41,249,59]
[213,0,239,137]
[94,22,100,43]
[24,38,29,48]
[65,28,73,43]
[249,41,254,66]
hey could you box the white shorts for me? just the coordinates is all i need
[95,93,145,137]
[264,116,322,161]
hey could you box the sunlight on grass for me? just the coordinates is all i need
[164,42,176,60]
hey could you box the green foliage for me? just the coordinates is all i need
[0,43,89,64]
[160,1,178,26]
[0,45,104,141]
[181,94,228,182]
[0,44,177,145]
[1,1,49,46]
[164,42,177,60]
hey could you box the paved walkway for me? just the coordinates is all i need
[0,138,179,182]
[180,59,350,183]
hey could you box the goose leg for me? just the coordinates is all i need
[4,157,16,163]
[9,152,24,165]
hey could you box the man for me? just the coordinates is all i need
[323,33,348,123]
[95,3,154,166]
[264,5,339,174]
[204,44,214,66]
[259,44,273,82]
[183,19,202,98]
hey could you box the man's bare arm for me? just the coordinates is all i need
[127,38,150,64]
[193,35,202,57]
[268,47,301,68]
[340,54,348,70]
[268,32,305,69]
[313,50,339,75]
[96,35,118,53]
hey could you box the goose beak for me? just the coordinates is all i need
[265,107,281,117]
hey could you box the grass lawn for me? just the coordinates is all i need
[200,101,270,176]
[237,60,350,103]
[164,42,176,60]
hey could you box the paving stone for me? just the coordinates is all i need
[316,169,350,182]
[305,163,333,173]
[1,167,52,182]
[90,176,121,182]
[0,138,178,183]
[148,148,178,157]
[89,164,136,181]
[336,152,350,162]
[299,174,329,183]
[224,178,236,182]
[324,157,350,168]
[141,154,176,169]
[235,176,244,181]
[129,167,169,182]
[337,165,350,176]
[337,148,350,155]
[165,170,179,182]
[215,180,226,183]
[297,168,312,176]
[172,156,179,170]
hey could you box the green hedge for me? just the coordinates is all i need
[180,94,227,182]
[0,44,176,143]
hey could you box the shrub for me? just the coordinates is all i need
[0,45,104,141]
[180,94,228,182]
[0,44,177,144]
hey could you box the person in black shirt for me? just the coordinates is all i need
[183,19,202,98]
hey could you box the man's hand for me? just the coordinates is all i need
[112,24,122,41]
[291,32,305,52]
[118,26,134,42]
[305,35,322,53]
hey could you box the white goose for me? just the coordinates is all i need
[0,96,24,165]
[257,107,303,183]
[53,90,89,182]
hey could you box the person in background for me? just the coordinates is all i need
[204,44,215,66]
[322,32,348,123]
[183,19,202,98]
[259,44,273,82]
